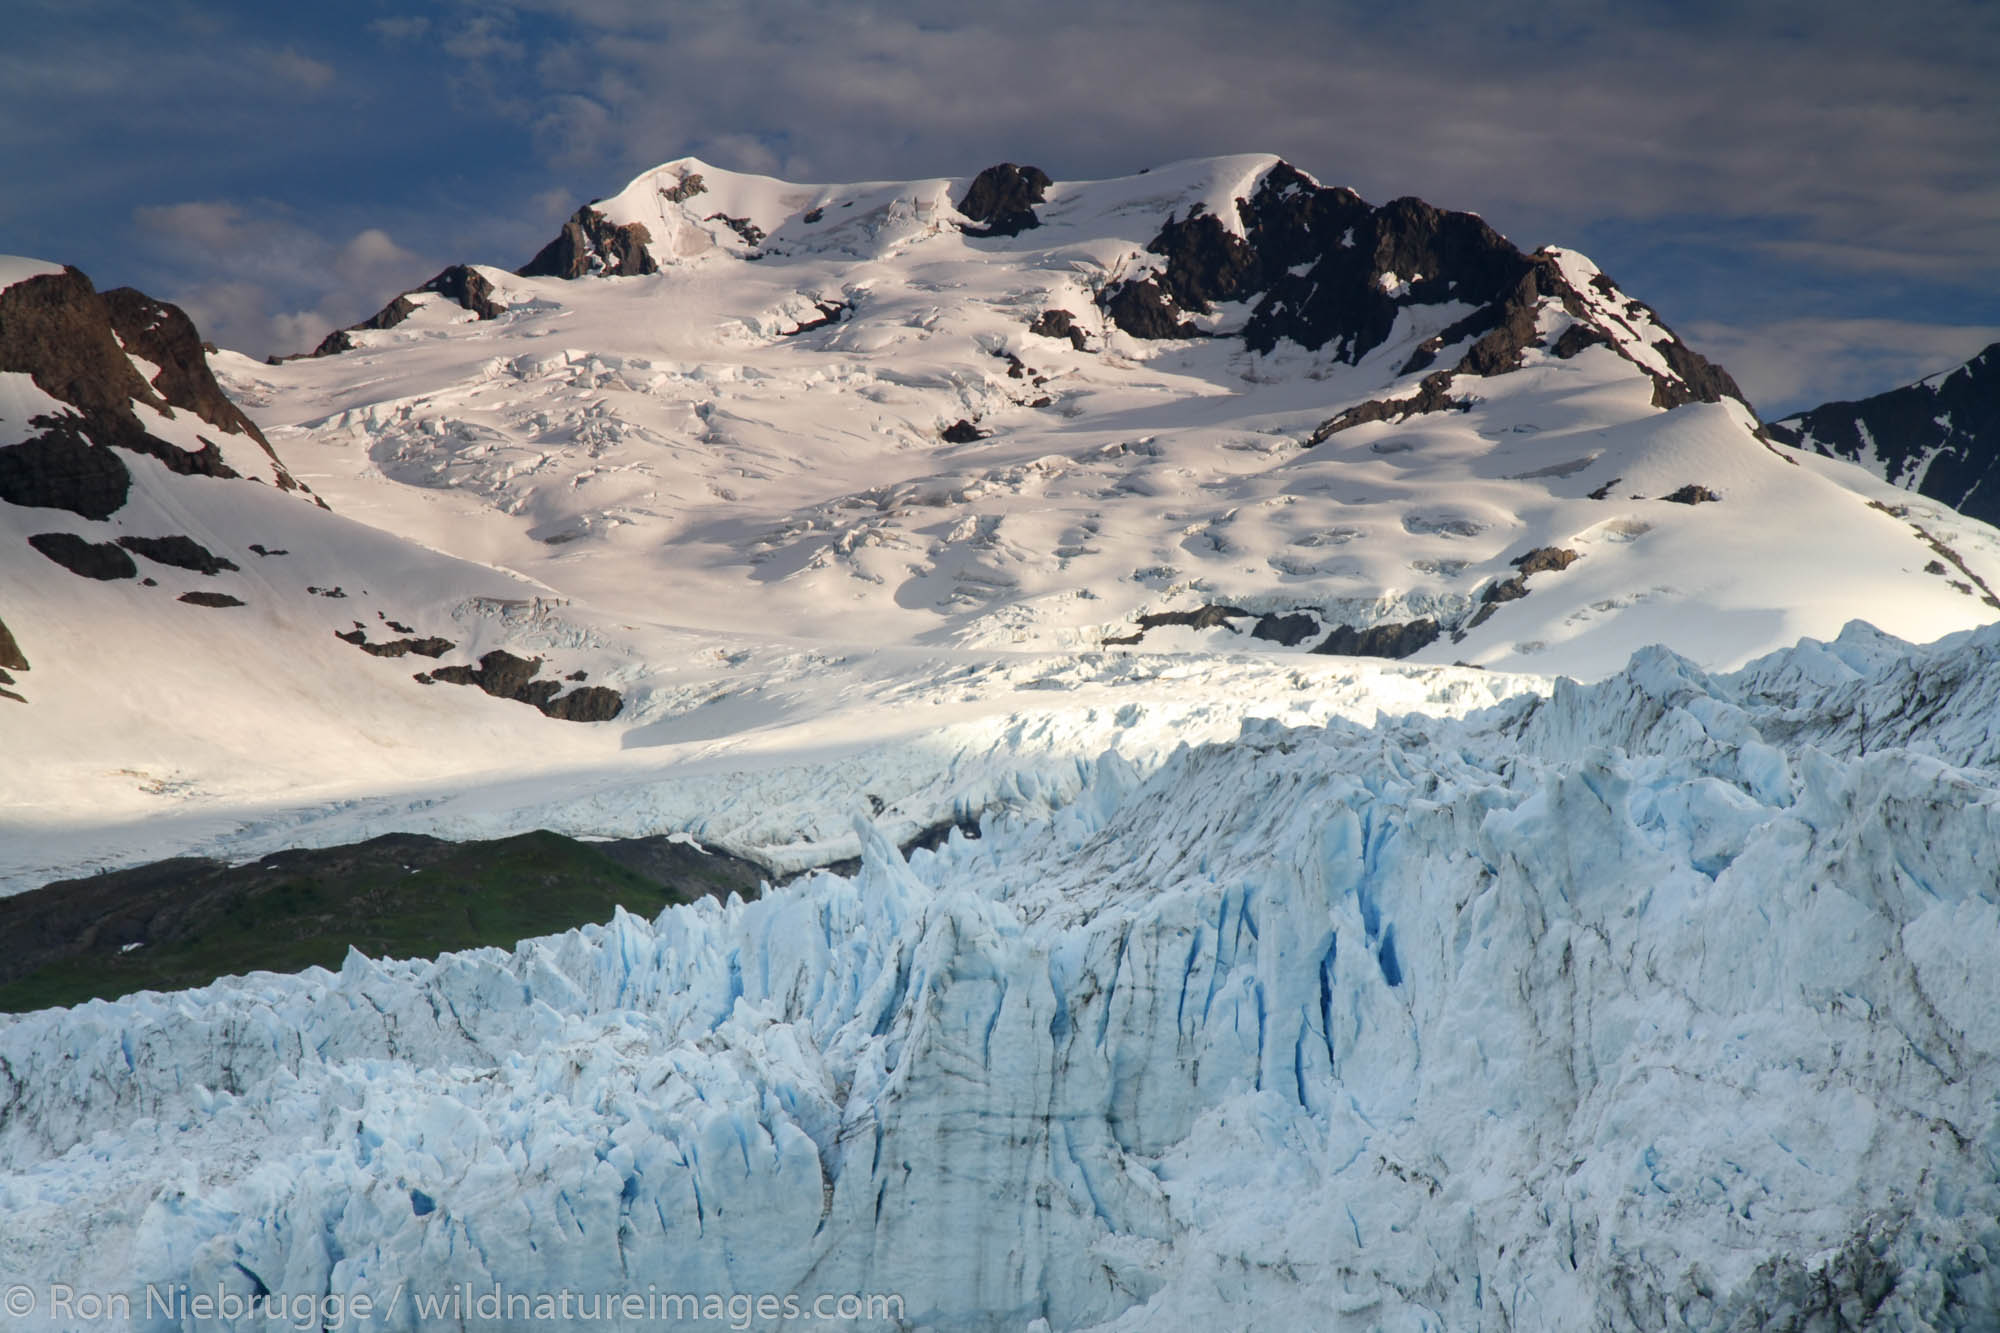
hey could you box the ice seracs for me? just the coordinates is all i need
[3,621,1996,1329]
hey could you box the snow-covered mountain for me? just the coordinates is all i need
[8,150,2000,909]
[1769,341,2000,527]
[221,155,2000,681]
[0,260,653,874]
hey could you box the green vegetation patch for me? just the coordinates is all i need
[0,830,767,1013]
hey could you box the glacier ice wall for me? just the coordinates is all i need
[3,622,1998,1330]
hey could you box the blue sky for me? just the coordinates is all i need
[4,0,1995,416]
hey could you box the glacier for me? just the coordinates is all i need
[3,620,1999,1331]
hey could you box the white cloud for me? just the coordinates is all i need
[1686,318,2000,418]
[132,202,435,357]
[266,46,335,93]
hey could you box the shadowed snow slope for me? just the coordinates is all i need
[4,620,1997,1330]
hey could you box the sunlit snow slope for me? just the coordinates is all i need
[225,154,2000,681]
[3,621,1996,1330]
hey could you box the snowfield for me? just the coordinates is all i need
[3,620,1998,1330]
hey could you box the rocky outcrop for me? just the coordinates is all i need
[1649,336,1749,409]
[0,614,27,671]
[1461,547,1580,633]
[540,684,624,722]
[1029,309,1089,350]
[706,213,766,247]
[100,289,282,454]
[782,300,848,336]
[1087,162,1748,439]
[424,648,623,722]
[941,420,984,444]
[28,531,136,580]
[1311,618,1441,659]
[177,591,244,608]
[1251,611,1321,646]
[0,268,303,508]
[0,423,132,519]
[957,164,1052,238]
[1661,484,1720,505]
[1101,604,1253,645]
[1098,167,1535,361]
[310,265,509,357]
[116,534,238,576]
[660,173,706,203]
[336,629,454,658]
[1768,342,2000,527]
[1307,371,1468,443]
[517,207,658,279]
[1102,280,1196,340]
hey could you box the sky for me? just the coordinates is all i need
[3,0,1996,418]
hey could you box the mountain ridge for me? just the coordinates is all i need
[1769,340,2000,526]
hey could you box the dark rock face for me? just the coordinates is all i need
[117,534,238,575]
[1102,604,1250,643]
[1311,618,1441,659]
[336,629,454,658]
[427,648,623,722]
[1103,280,1197,340]
[518,207,659,279]
[0,615,27,671]
[1029,309,1090,350]
[660,173,707,203]
[1086,161,1750,436]
[29,531,137,580]
[1138,604,1250,632]
[941,419,985,443]
[177,591,244,608]
[312,265,507,356]
[1649,335,1751,410]
[1462,547,1580,633]
[541,684,624,722]
[706,213,765,247]
[100,289,283,454]
[1769,342,2000,527]
[0,423,132,519]
[957,164,1053,237]
[1661,484,1721,505]
[1252,611,1321,646]
[1308,372,1467,443]
[1,270,161,429]
[1511,546,1579,577]
[1099,166,1530,361]
[0,268,301,508]
[1552,323,1612,359]
[422,264,506,320]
